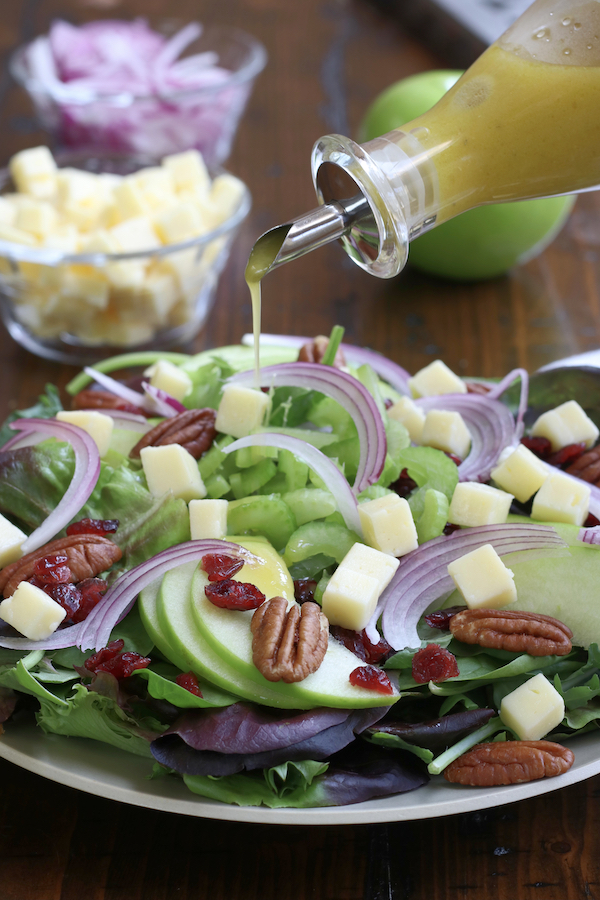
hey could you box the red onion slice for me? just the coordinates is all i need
[78,539,252,651]
[579,526,600,545]
[0,620,86,651]
[378,523,567,650]
[241,333,412,395]
[416,394,518,483]
[0,418,101,555]
[486,368,529,440]
[142,382,185,417]
[222,433,363,536]
[84,367,147,409]
[229,362,387,494]
[78,408,152,433]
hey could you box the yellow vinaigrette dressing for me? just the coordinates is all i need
[245,226,290,383]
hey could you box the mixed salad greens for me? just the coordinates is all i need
[1,329,600,810]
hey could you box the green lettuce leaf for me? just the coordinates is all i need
[0,385,63,448]
[394,446,459,518]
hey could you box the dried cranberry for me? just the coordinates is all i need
[330,625,394,665]
[424,605,468,631]
[294,578,318,604]
[384,397,394,410]
[585,512,600,527]
[175,672,203,697]
[39,582,82,622]
[521,436,552,459]
[391,468,418,498]
[201,553,244,582]
[349,665,394,695]
[547,442,587,469]
[66,518,119,537]
[84,639,150,678]
[32,553,71,585]
[71,578,107,624]
[444,452,462,466]
[443,523,462,536]
[204,579,266,610]
[412,644,459,684]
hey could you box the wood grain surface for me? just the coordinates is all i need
[1,1,600,898]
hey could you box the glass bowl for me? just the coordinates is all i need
[10,23,267,168]
[0,150,251,365]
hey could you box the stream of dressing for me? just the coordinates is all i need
[244,226,292,386]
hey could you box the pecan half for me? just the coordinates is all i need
[129,408,217,460]
[449,608,572,656]
[565,445,600,485]
[298,335,346,369]
[251,596,329,683]
[72,389,147,417]
[443,740,574,786]
[0,535,122,597]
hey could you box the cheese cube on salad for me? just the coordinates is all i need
[215,384,271,438]
[409,360,467,398]
[448,543,517,609]
[140,444,206,502]
[490,444,549,502]
[0,581,66,641]
[387,396,425,444]
[0,513,26,567]
[146,359,192,402]
[9,146,57,199]
[530,400,599,451]
[322,543,399,631]
[358,494,418,557]
[500,673,565,740]
[56,410,114,457]
[421,409,471,459]
[531,470,590,526]
[189,498,228,540]
[448,482,513,527]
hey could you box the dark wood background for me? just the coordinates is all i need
[1,1,600,898]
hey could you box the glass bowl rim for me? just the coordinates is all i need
[0,149,252,268]
[9,23,268,106]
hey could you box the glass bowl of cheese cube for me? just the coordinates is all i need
[0,146,251,363]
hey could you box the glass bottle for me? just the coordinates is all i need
[252,0,600,280]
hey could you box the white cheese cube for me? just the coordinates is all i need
[140,444,206,502]
[0,581,66,640]
[109,216,160,253]
[154,202,206,244]
[147,359,192,402]
[387,396,426,444]
[45,225,80,254]
[0,222,38,247]
[448,482,513,527]
[163,150,211,196]
[61,265,110,309]
[209,173,246,218]
[358,494,418,557]
[56,410,114,457]
[134,167,175,209]
[14,199,58,238]
[409,360,467,398]
[490,444,549,503]
[322,543,399,631]
[0,513,26,567]
[447,543,517,609]
[9,146,57,199]
[79,229,120,255]
[139,270,179,320]
[531,470,590,526]
[113,178,149,219]
[189,498,228,540]
[105,260,147,292]
[530,400,600,451]
[215,384,271,438]
[500,673,565,740]
[57,168,105,229]
[0,196,16,226]
[421,409,471,459]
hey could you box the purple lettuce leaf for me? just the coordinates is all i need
[150,702,390,776]
[366,708,496,753]
[0,686,17,723]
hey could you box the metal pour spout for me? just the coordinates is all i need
[246,193,372,282]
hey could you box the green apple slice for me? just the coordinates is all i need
[138,574,239,708]
[189,565,397,709]
[156,563,308,708]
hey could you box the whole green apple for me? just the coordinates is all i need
[359,71,575,281]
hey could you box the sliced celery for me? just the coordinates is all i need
[282,488,337,526]
[284,521,360,566]
[229,459,277,500]
[227,495,297,550]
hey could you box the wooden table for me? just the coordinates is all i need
[1,1,600,898]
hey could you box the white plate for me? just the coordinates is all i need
[0,718,598,824]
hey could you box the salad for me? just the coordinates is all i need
[0,328,599,811]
